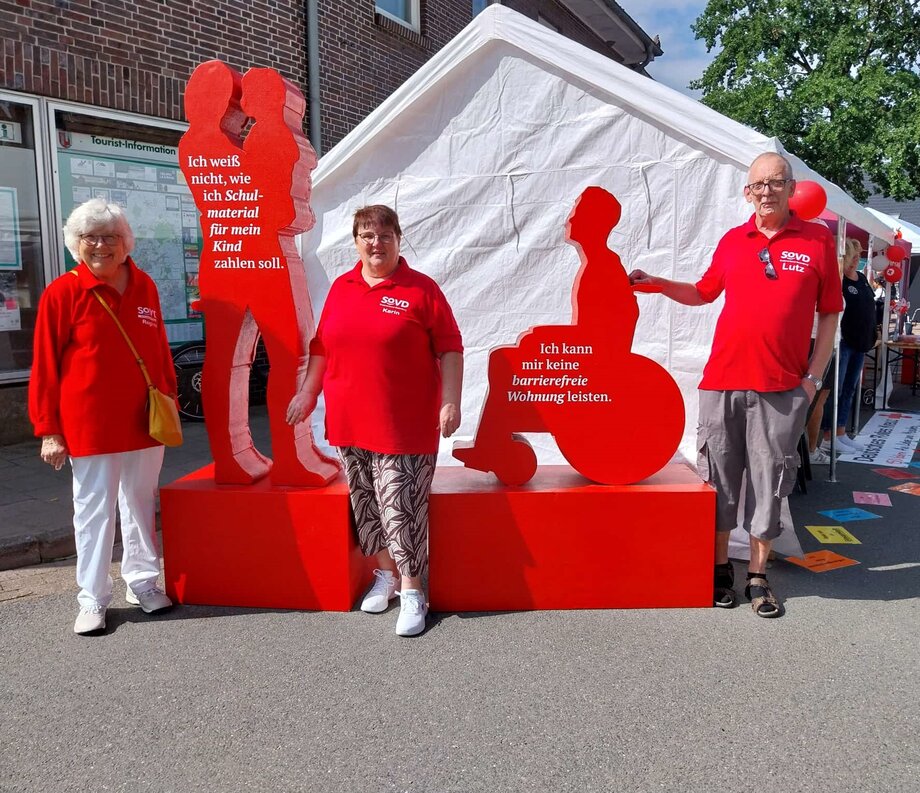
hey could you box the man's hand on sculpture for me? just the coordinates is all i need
[440,403,460,438]
[286,390,318,425]
[628,269,659,286]
[40,435,68,471]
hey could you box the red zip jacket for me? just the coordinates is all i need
[29,259,177,457]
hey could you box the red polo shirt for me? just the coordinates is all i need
[310,258,463,455]
[29,259,177,456]
[696,213,843,392]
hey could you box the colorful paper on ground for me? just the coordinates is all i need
[817,507,882,522]
[805,525,862,544]
[853,491,892,506]
[872,468,920,480]
[888,482,920,496]
[786,550,860,572]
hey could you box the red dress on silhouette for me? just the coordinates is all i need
[180,60,337,486]
[453,186,684,485]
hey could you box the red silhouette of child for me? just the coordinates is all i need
[453,186,684,485]
[180,61,337,486]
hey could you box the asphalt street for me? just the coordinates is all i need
[2,403,919,792]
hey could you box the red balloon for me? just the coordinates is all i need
[884,264,902,284]
[788,180,827,220]
[886,244,907,262]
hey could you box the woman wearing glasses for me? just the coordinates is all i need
[287,205,463,636]
[29,199,176,634]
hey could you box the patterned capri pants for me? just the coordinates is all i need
[338,446,437,578]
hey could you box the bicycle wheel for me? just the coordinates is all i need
[172,341,207,421]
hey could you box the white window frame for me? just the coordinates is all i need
[376,0,420,33]
[0,90,55,383]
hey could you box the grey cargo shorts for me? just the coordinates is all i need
[697,387,811,541]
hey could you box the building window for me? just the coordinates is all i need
[472,0,489,15]
[376,0,420,31]
[53,110,203,345]
[0,95,47,382]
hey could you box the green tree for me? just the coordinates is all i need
[691,0,920,202]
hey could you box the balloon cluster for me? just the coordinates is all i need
[871,243,909,282]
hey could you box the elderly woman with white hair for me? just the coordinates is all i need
[29,198,177,634]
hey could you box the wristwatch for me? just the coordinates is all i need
[803,373,823,390]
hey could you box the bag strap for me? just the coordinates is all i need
[71,271,155,391]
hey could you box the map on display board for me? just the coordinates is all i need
[56,131,203,344]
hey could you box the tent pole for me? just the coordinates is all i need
[827,220,846,483]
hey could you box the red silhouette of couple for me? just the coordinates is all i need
[453,186,684,485]
[180,61,338,487]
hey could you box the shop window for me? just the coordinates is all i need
[0,98,46,381]
[53,111,203,345]
[376,0,420,31]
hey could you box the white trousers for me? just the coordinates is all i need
[71,445,165,609]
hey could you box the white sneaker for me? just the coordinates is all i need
[835,435,864,452]
[360,569,399,613]
[395,589,428,637]
[819,440,842,455]
[809,447,831,465]
[74,604,106,634]
[127,586,172,614]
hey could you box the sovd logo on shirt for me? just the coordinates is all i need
[380,295,410,315]
[137,306,158,327]
[778,251,811,273]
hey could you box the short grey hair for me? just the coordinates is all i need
[62,199,135,261]
[750,152,794,179]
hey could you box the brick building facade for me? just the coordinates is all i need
[0,0,660,440]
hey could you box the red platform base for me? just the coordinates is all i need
[428,464,715,611]
[160,465,373,611]
[161,462,714,613]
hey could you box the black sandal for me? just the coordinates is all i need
[745,574,782,618]
[714,562,736,608]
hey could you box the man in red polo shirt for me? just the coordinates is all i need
[629,153,842,618]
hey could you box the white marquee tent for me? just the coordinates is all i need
[301,3,896,469]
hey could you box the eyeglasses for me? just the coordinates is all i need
[80,234,120,246]
[758,248,778,280]
[356,232,396,245]
[746,179,791,195]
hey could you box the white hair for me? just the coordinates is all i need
[62,199,135,261]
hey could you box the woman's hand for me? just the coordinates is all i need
[440,402,460,438]
[286,390,318,425]
[40,435,68,471]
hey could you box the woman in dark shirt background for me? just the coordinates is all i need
[820,238,877,453]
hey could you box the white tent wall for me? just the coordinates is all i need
[300,4,896,467]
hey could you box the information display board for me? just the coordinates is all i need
[0,186,22,271]
[56,131,203,343]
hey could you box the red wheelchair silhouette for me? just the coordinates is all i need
[453,186,684,486]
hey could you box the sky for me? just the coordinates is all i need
[622,1,714,98]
